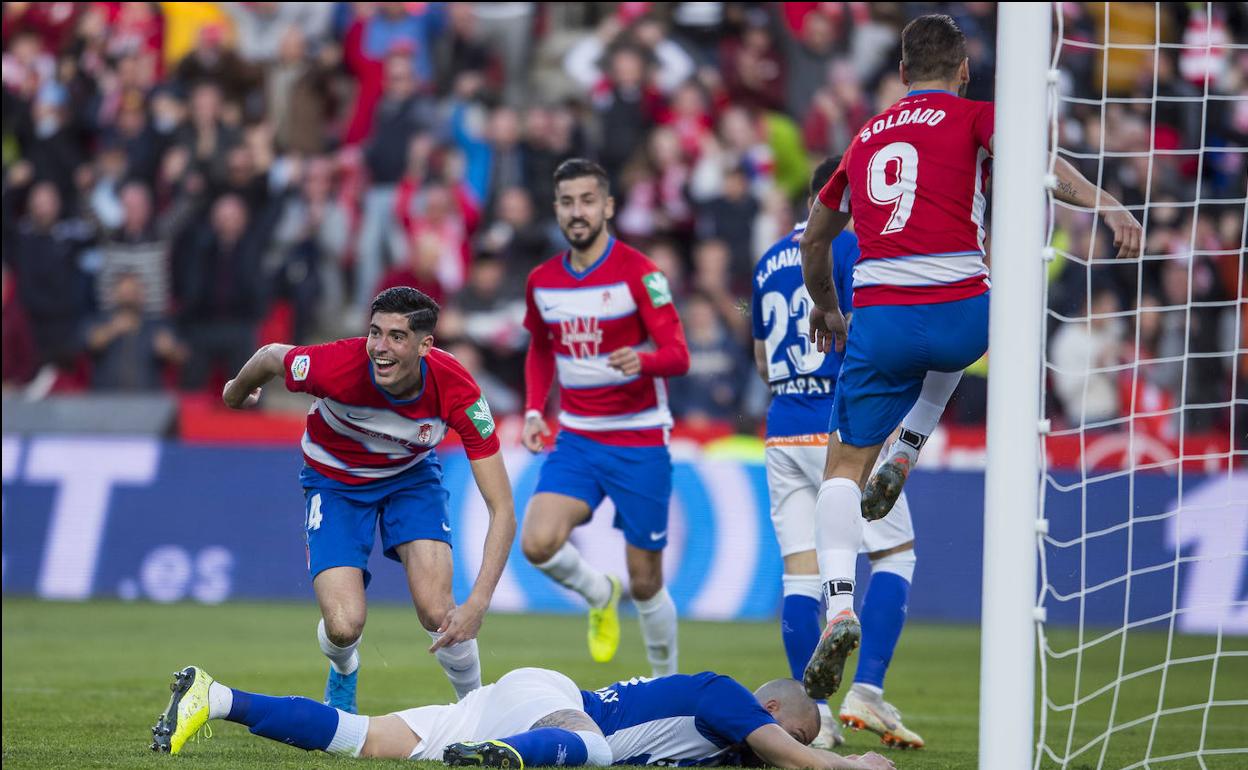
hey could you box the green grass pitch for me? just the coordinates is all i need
[2,598,1244,769]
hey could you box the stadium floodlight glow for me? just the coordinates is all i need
[981,4,1049,769]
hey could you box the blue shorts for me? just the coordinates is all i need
[533,430,673,551]
[300,456,451,586]
[832,293,989,447]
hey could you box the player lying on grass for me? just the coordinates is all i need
[151,665,895,769]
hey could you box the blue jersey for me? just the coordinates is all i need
[580,673,775,766]
[751,224,858,438]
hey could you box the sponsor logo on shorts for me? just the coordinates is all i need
[649,530,667,541]
[291,354,310,381]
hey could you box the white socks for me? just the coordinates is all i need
[318,619,360,675]
[893,370,963,464]
[207,681,233,720]
[635,586,678,676]
[327,711,370,756]
[577,730,614,766]
[428,631,482,699]
[815,477,863,618]
[535,542,613,608]
[782,573,822,600]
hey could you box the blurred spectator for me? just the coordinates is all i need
[176,194,268,389]
[573,40,665,181]
[433,3,499,99]
[669,291,752,422]
[396,181,473,293]
[14,81,82,205]
[781,7,840,122]
[690,238,749,340]
[173,23,260,110]
[445,337,520,415]
[2,263,38,390]
[3,179,94,368]
[83,271,184,392]
[694,166,759,276]
[95,180,188,316]
[477,186,556,275]
[265,27,341,155]
[222,2,334,65]
[1050,288,1124,426]
[176,81,240,185]
[267,156,351,341]
[719,7,785,112]
[375,230,445,308]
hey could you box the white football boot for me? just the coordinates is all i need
[838,685,925,749]
[811,702,845,749]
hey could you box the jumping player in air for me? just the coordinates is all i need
[799,14,1143,700]
[520,159,690,675]
[753,158,926,750]
[221,287,516,712]
[150,664,895,769]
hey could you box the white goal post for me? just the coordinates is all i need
[984,3,1246,769]
[981,4,1050,768]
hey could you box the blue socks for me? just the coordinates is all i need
[226,689,339,751]
[855,570,911,689]
[781,594,822,681]
[501,728,589,767]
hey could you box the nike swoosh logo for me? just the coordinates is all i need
[649,531,666,541]
[441,522,452,532]
[345,412,374,421]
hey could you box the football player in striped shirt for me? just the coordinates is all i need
[221,287,516,712]
[520,159,690,676]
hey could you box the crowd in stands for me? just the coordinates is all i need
[2,2,1244,444]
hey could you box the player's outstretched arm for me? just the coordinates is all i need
[222,343,294,409]
[800,199,853,354]
[1051,157,1143,260]
[432,451,516,651]
[745,723,896,770]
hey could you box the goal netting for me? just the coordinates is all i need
[1034,2,1247,768]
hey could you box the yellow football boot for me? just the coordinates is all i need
[151,666,214,755]
[588,575,623,663]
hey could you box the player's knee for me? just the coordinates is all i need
[520,529,562,565]
[324,615,365,647]
[628,572,663,602]
[413,596,454,632]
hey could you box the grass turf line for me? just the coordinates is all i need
[3,599,1243,769]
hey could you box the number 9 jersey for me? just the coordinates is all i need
[818,90,994,308]
[751,224,858,440]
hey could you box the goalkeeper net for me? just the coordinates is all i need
[1035,2,1247,768]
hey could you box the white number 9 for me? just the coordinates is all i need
[867,141,919,235]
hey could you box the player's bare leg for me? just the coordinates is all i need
[863,370,962,521]
[627,544,677,676]
[396,539,481,698]
[314,567,367,713]
[523,493,621,662]
[360,714,422,759]
[804,435,881,699]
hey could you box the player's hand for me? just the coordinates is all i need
[607,347,642,377]
[844,753,896,770]
[222,379,262,409]
[1104,206,1143,259]
[521,413,550,454]
[430,599,487,652]
[809,307,848,354]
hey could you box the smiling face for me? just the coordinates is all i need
[366,312,434,398]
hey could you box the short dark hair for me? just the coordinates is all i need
[810,156,842,198]
[901,14,967,83]
[553,158,609,194]
[370,286,440,334]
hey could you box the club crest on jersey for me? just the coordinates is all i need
[418,423,433,443]
[560,317,602,359]
[291,354,310,381]
[466,397,495,439]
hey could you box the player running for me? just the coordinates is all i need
[798,14,1143,700]
[150,664,894,769]
[753,159,926,750]
[519,159,690,675]
[221,287,516,712]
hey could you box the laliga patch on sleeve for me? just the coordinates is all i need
[465,396,495,439]
[291,354,310,381]
[643,271,673,308]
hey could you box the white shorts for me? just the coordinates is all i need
[393,667,585,760]
[764,441,915,557]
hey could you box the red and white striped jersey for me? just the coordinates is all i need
[524,237,690,447]
[818,90,994,307]
[283,340,500,485]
